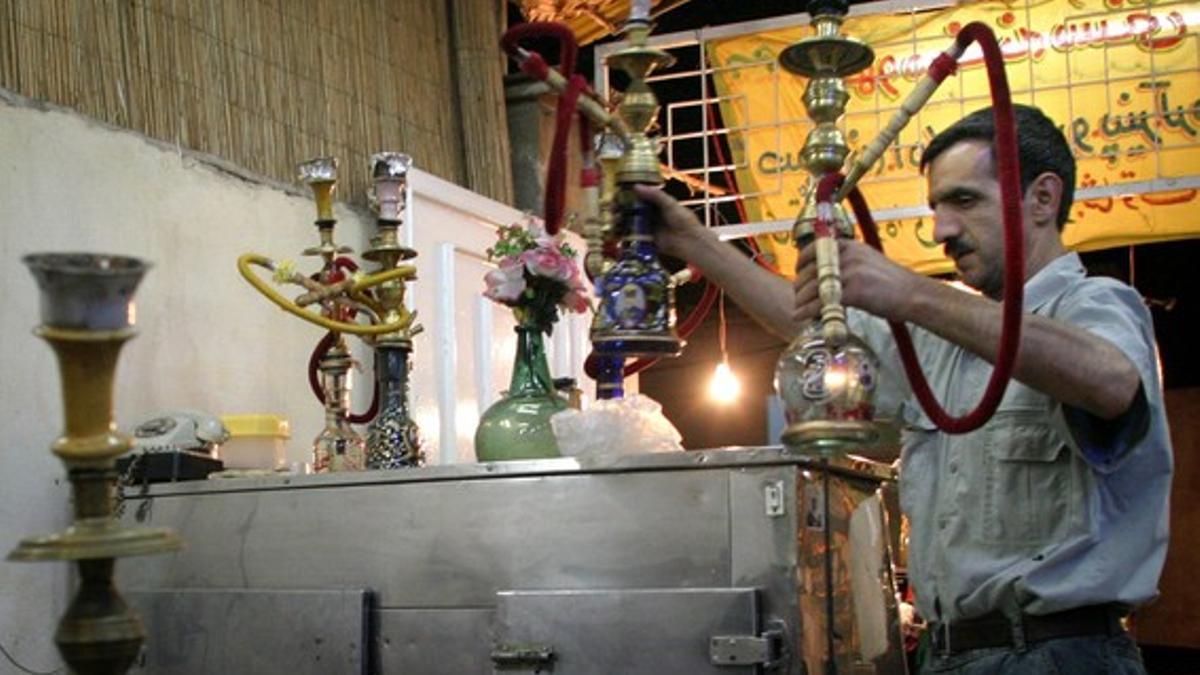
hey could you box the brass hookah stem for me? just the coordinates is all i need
[780,7,874,348]
[298,157,358,439]
[838,39,969,198]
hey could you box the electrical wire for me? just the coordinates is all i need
[0,642,63,675]
[718,290,728,360]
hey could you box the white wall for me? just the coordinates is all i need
[0,90,589,672]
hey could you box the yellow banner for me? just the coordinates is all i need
[706,0,1200,277]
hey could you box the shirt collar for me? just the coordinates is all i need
[1022,252,1084,312]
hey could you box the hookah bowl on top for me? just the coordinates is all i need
[12,253,181,675]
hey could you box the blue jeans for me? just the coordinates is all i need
[921,633,1147,674]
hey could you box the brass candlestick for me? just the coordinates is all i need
[11,253,181,675]
[773,1,882,452]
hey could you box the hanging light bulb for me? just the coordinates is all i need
[710,360,741,404]
[709,292,741,404]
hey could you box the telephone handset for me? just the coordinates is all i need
[132,411,229,456]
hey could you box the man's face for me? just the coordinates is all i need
[926,140,1007,298]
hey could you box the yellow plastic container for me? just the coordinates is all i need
[218,414,290,470]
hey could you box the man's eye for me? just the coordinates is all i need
[953,195,976,207]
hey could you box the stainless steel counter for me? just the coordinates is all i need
[118,446,907,674]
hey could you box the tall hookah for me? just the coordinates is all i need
[297,157,368,472]
[588,2,686,397]
[773,0,1029,451]
[502,2,690,401]
[238,153,423,472]
[772,0,882,453]
[362,153,423,469]
[769,6,1028,669]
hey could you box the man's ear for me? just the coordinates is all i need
[1025,172,1064,229]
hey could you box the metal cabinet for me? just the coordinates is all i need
[119,447,907,674]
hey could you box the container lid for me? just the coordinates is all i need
[220,414,290,439]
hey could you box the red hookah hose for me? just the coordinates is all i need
[306,256,381,424]
[543,74,589,235]
[812,22,1024,433]
[501,22,589,236]
[502,22,720,380]
[501,22,578,80]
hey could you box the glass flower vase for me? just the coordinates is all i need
[474,324,567,461]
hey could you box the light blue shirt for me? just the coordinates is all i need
[851,252,1173,622]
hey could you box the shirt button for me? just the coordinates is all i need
[938,518,948,530]
[949,461,958,474]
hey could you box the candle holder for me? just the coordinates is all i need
[10,253,181,675]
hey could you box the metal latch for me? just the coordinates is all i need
[764,480,786,517]
[710,620,787,669]
[491,643,556,671]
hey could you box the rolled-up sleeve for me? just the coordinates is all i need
[1048,277,1159,473]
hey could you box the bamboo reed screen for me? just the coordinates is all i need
[0,0,513,205]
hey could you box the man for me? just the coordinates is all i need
[634,105,1171,674]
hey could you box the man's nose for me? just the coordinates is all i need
[931,209,961,244]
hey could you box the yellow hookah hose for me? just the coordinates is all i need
[237,253,414,335]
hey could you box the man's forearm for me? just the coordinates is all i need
[679,232,799,341]
[903,276,1141,419]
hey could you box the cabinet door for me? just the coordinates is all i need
[127,589,371,675]
[493,588,762,674]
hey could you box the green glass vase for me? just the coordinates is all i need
[474,324,567,461]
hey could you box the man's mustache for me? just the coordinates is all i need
[944,238,974,259]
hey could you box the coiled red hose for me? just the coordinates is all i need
[812,22,1024,434]
[307,256,380,423]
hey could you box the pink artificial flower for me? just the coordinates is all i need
[527,218,548,243]
[521,246,574,283]
[483,257,526,304]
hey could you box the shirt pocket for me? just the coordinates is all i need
[981,416,1076,546]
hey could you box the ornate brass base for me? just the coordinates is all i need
[781,419,879,454]
[9,519,180,562]
[591,331,683,358]
[54,558,146,675]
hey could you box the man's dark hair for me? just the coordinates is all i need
[920,104,1076,230]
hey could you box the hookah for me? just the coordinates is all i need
[769,10,1026,668]
[10,253,181,674]
[588,5,685,382]
[502,0,713,402]
[773,0,1028,453]
[237,153,423,472]
[361,152,424,469]
[301,157,369,472]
